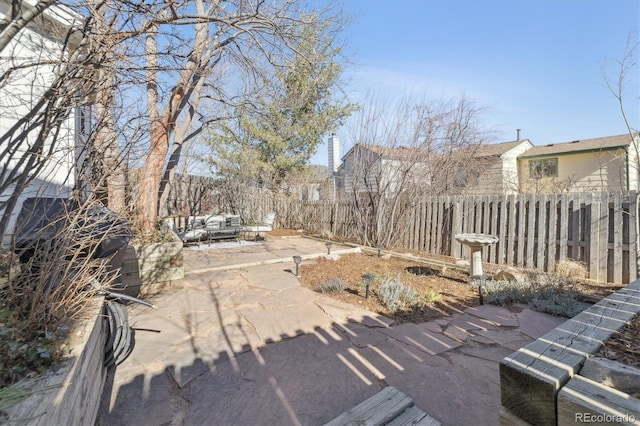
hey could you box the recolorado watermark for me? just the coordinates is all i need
[575,413,636,423]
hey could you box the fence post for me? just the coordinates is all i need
[451,196,462,258]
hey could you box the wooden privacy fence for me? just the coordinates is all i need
[278,191,638,284]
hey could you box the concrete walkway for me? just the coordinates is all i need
[96,237,566,426]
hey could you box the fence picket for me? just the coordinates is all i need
[597,192,609,282]
[630,191,638,282]
[516,196,525,267]
[612,192,623,284]
[587,194,601,280]
[569,194,581,260]
[506,195,516,265]
[488,195,498,263]
[558,194,568,262]
[534,195,545,271]
[436,197,445,253]
[546,193,557,272]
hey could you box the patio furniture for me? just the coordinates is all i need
[242,213,275,240]
[171,214,244,244]
[177,216,208,243]
[204,214,241,244]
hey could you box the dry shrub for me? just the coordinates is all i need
[377,274,418,311]
[485,272,584,318]
[555,260,588,279]
[0,199,128,388]
[317,277,345,293]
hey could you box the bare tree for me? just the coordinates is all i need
[341,94,494,248]
[602,32,639,277]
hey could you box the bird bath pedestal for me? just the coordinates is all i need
[454,233,499,277]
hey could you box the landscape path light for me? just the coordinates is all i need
[325,242,332,255]
[376,244,382,257]
[293,255,302,277]
[361,273,375,298]
[471,274,488,305]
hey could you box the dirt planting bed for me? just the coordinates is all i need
[298,252,479,324]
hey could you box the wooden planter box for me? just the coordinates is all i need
[119,241,184,295]
[499,279,640,425]
[6,298,106,425]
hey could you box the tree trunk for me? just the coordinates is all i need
[138,118,171,233]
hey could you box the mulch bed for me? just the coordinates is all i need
[298,252,479,324]
[598,313,640,369]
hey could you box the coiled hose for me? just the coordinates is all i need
[102,291,155,369]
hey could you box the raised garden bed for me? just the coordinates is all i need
[4,298,107,425]
[119,240,184,296]
[499,279,640,425]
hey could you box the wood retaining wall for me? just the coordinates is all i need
[6,298,106,425]
[499,279,640,425]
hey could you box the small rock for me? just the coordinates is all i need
[455,259,470,268]
[354,247,362,253]
[381,254,392,260]
[492,267,525,284]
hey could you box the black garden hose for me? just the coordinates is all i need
[101,286,155,368]
[103,300,132,368]
[102,291,155,368]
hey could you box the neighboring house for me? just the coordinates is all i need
[335,140,533,197]
[291,165,328,201]
[459,138,533,195]
[0,1,89,246]
[335,144,430,196]
[516,133,640,193]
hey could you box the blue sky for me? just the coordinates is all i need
[309,0,640,165]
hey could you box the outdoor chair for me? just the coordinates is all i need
[242,213,276,240]
[177,215,208,243]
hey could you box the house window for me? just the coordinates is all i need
[529,158,558,178]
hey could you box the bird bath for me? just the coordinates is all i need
[454,233,499,277]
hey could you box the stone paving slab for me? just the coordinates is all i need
[358,336,500,426]
[379,323,463,355]
[97,360,173,426]
[474,329,530,346]
[228,287,273,308]
[185,269,245,290]
[515,308,566,339]
[242,302,334,343]
[258,285,319,308]
[449,313,498,331]
[444,325,472,342]
[333,322,389,348]
[237,263,301,290]
[464,305,519,327]
[314,297,394,328]
[184,333,382,426]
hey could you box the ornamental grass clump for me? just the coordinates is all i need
[485,271,583,317]
[377,274,418,311]
[318,277,346,293]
